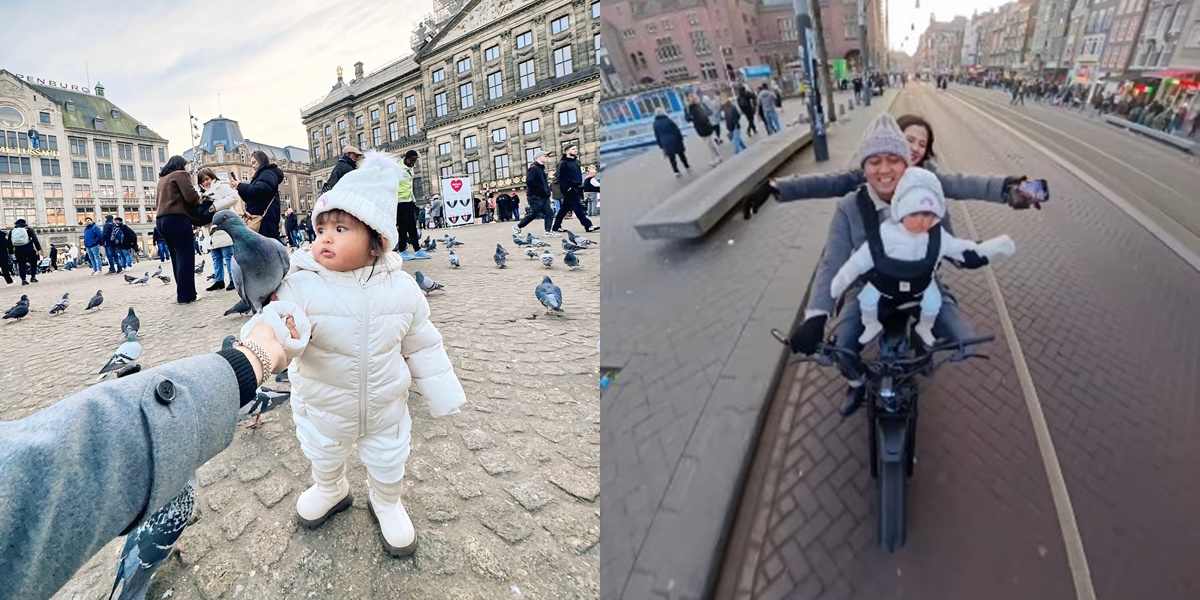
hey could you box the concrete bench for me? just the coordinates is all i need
[634,130,815,240]
[1102,114,1196,153]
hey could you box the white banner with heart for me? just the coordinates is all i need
[440,177,474,227]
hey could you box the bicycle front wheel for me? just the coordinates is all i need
[878,457,908,552]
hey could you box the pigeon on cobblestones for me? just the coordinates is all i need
[123,273,137,283]
[134,272,150,285]
[49,293,70,315]
[564,251,580,270]
[109,475,197,600]
[565,230,597,246]
[540,250,554,268]
[446,238,464,249]
[211,210,291,314]
[427,238,438,252]
[525,247,538,259]
[194,259,205,275]
[530,236,551,248]
[155,275,171,284]
[239,387,292,429]
[415,271,444,294]
[562,239,586,252]
[152,265,162,278]
[496,243,509,257]
[494,248,507,269]
[224,297,251,316]
[4,295,30,320]
[513,235,530,247]
[449,250,460,268]
[86,290,104,311]
[98,331,142,379]
[121,308,139,337]
[536,276,563,313]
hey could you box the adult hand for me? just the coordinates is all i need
[229,180,240,190]
[742,180,778,220]
[1004,176,1042,210]
[949,249,990,270]
[239,320,290,383]
[788,314,828,355]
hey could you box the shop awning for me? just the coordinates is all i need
[1144,69,1200,79]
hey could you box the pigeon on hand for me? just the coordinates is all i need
[152,265,162,278]
[524,247,538,259]
[211,210,292,314]
[494,249,507,269]
[123,274,136,284]
[49,293,70,315]
[562,239,586,252]
[513,235,530,246]
[98,331,143,377]
[415,271,444,294]
[221,334,237,351]
[224,297,252,316]
[564,250,580,270]
[540,250,554,268]
[194,259,205,274]
[536,276,563,313]
[134,272,150,285]
[4,295,30,320]
[495,243,509,257]
[85,290,104,311]
[121,308,140,338]
[239,386,292,429]
[448,250,460,268]
[109,476,198,600]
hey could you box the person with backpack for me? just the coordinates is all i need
[83,217,104,274]
[0,230,14,285]
[9,219,42,285]
[101,215,122,274]
[116,217,138,268]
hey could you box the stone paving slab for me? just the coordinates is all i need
[0,217,598,599]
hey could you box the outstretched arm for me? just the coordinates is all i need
[774,170,867,202]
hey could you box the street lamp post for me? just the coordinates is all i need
[858,0,871,106]
[793,0,829,161]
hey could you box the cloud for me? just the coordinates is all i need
[4,0,432,155]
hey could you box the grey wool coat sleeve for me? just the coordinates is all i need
[776,170,867,202]
[0,354,240,600]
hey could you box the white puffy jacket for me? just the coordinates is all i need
[203,180,240,249]
[276,250,466,441]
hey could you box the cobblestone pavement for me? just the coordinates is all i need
[0,216,599,599]
[717,82,1200,599]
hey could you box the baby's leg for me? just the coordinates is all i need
[858,284,884,344]
[293,413,356,529]
[915,284,941,346]
[358,412,417,557]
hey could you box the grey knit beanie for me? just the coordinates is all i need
[856,114,912,168]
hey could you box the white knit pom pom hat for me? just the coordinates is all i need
[891,167,946,222]
[312,149,401,251]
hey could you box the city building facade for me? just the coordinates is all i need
[183,117,315,213]
[1128,0,1191,72]
[0,70,168,251]
[1030,0,1080,74]
[302,0,601,200]
[915,15,967,73]
[1102,0,1149,75]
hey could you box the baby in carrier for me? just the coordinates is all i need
[831,167,1016,346]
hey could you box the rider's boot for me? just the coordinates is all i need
[839,383,865,417]
[915,313,937,347]
[858,309,883,344]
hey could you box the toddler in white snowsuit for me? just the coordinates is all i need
[242,150,466,558]
[830,167,1016,346]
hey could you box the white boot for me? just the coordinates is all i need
[367,476,417,557]
[858,308,883,344]
[915,313,937,347]
[296,463,352,529]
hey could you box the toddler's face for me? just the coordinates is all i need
[313,212,376,271]
[901,212,937,234]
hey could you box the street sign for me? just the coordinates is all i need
[741,65,773,79]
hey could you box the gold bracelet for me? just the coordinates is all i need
[236,339,271,385]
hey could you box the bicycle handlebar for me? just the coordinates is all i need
[773,329,996,368]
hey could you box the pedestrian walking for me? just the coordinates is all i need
[509,192,520,221]
[737,86,759,136]
[514,150,558,237]
[0,229,13,285]
[8,218,41,285]
[429,195,444,229]
[101,215,122,273]
[321,146,361,193]
[243,152,466,560]
[703,93,723,145]
[721,93,747,155]
[757,84,781,134]
[551,145,599,233]
[152,227,170,262]
[197,167,239,292]
[154,155,202,303]
[115,217,138,270]
[48,243,58,271]
[394,149,427,259]
[83,216,104,273]
[285,208,301,247]
[685,93,722,166]
[652,107,690,176]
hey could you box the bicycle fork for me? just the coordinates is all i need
[876,376,909,464]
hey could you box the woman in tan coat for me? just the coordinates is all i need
[154,156,202,303]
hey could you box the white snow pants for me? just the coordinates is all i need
[293,411,412,485]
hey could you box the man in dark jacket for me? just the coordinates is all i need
[116,217,138,268]
[652,108,689,176]
[737,86,758,136]
[0,230,13,285]
[83,217,104,273]
[101,215,121,274]
[304,214,315,242]
[514,151,557,237]
[152,227,170,262]
[321,146,361,193]
[552,145,598,233]
[284,209,300,247]
[9,218,42,284]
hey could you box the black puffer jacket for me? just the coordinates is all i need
[236,163,284,239]
[686,102,715,137]
[321,155,357,193]
[526,162,551,200]
[555,155,584,201]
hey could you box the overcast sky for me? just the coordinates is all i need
[3,0,432,156]
[887,0,1011,55]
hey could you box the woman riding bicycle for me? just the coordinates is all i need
[754,114,1042,417]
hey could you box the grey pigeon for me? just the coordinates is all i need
[447,238,464,249]
[276,370,290,383]
[495,243,509,257]
[123,273,136,283]
[427,238,438,252]
[85,290,104,311]
[134,272,150,285]
[564,251,580,270]
[239,386,292,429]
[49,293,70,315]
[513,235,530,247]
[422,236,431,249]
[221,335,237,351]
[494,249,507,269]
[224,297,252,316]
[212,210,291,314]
[536,276,563,313]
[530,236,550,248]
[121,308,139,337]
[109,475,197,600]
[448,250,460,268]
[415,271,444,293]
[563,239,586,252]
[540,250,554,268]
[156,275,171,284]
[4,296,29,320]
[525,232,534,243]
[194,259,205,274]
[566,230,597,246]
[99,331,143,377]
[152,265,162,277]
[525,247,538,259]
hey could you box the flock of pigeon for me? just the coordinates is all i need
[409,227,597,315]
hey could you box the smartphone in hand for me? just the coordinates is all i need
[1018,179,1049,202]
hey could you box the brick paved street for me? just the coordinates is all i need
[717,82,1200,599]
[0,217,599,599]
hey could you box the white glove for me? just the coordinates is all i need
[239,300,312,363]
[976,235,1016,258]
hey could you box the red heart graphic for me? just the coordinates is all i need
[450,180,463,192]
[449,215,459,224]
